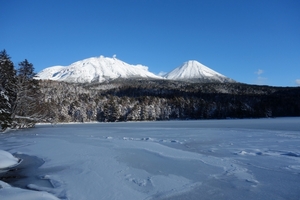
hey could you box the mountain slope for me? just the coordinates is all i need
[35,56,162,83]
[164,60,235,83]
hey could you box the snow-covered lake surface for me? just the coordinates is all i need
[1,118,300,200]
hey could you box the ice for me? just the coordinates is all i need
[0,118,300,199]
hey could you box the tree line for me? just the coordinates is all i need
[1,50,300,131]
[39,79,300,123]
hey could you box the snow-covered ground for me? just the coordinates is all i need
[0,150,20,169]
[0,118,300,200]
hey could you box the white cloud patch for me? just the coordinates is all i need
[296,79,300,86]
[255,69,264,75]
[158,71,167,77]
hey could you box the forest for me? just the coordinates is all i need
[1,50,300,131]
[39,79,300,123]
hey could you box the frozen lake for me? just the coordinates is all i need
[1,118,300,199]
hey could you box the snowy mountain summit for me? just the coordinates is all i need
[36,56,234,83]
[164,60,234,83]
[35,56,161,83]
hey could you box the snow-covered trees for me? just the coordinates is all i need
[39,79,300,123]
[0,50,16,131]
[0,50,45,131]
[2,51,300,129]
[10,59,44,128]
[0,90,11,131]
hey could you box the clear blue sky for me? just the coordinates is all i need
[1,0,299,86]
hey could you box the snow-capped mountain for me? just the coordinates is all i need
[35,56,162,83]
[164,60,235,83]
[36,56,235,84]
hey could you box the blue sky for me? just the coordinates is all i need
[1,0,299,86]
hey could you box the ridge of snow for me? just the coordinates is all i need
[0,150,20,169]
[35,56,162,83]
[164,60,233,82]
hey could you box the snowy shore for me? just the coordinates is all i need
[0,150,59,199]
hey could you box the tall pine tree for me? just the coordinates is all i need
[10,59,43,128]
[0,50,16,131]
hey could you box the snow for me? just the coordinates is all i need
[0,150,20,169]
[35,56,162,83]
[0,181,59,200]
[0,118,300,199]
[0,150,60,199]
[34,56,236,83]
[164,60,234,82]
[0,91,9,101]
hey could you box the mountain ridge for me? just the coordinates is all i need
[35,55,162,83]
[35,56,234,83]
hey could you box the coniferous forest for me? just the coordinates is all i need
[0,50,47,131]
[1,50,300,131]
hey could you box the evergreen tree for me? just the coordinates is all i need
[0,89,11,131]
[11,59,42,128]
[0,50,16,131]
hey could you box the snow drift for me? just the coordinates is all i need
[0,150,20,169]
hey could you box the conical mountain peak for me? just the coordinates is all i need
[164,60,234,83]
